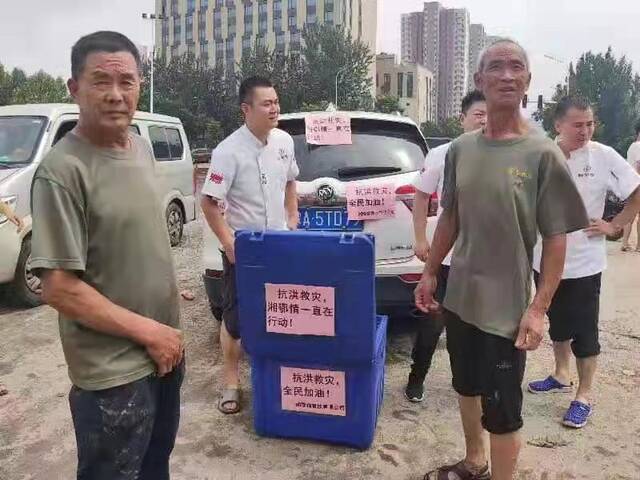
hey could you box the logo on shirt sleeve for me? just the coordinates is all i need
[209,172,224,184]
[278,148,290,163]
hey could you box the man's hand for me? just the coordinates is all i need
[143,322,184,376]
[287,213,299,231]
[584,218,620,238]
[223,242,236,264]
[514,306,545,351]
[414,240,430,262]
[414,272,440,314]
[9,214,24,232]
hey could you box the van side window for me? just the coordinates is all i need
[53,121,77,145]
[166,128,184,160]
[148,125,170,160]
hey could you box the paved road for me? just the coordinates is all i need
[1,222,639,479]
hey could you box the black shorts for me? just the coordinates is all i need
[534,272,601,358]
[435,265,450,304]
[445,312,526,435]
[221,252,240,340]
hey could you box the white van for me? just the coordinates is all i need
[202,111,437,320]
[0,104,196,307]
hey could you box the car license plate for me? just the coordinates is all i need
[298,207,363,231]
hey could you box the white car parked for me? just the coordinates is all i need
[0,104,196,307]
[202,111,437,320]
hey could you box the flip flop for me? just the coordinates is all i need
[621,245,632,252]
[218,387,241,414]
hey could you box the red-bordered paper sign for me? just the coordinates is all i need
[281,366,346,416]
[346,183,396,220]
[305,113,352,145]
[265,283,335,336]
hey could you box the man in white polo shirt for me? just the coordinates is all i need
[201,77,299,414]
[405,90,487,403]
[621,121,640,251]
[529,96,640,428]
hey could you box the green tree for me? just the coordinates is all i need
[536,48,640,153]
[375,95,403,114]
[302,24,374,110]
[140,54,241,147]
[10,68,27,93]
[12,71,69,104]
[421,118,463,139]
[0,64,13,105]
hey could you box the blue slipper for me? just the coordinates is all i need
[562,400,592,428]
[528,376,573,394]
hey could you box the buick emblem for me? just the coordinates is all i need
[317,184,335,203]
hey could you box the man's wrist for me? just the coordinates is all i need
[528,300,548,316]
[424,259,440,277]
[609,220,623,233]
[128,314,158,347]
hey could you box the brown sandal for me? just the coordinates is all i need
[424,460,491,480]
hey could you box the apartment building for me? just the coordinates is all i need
[403,2,493,121]
[400,12,423,65]
[376,53,435,126]
[468,23,486,90]
[437,7,469,120]
[155,0,378,82]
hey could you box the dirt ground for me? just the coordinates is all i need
[1,220,639,480]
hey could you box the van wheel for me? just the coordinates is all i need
[166,202,184,247]
[11,236,43,308]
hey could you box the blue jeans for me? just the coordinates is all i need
[69,362,184,480]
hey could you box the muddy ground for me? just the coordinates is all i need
[1,221,639,479]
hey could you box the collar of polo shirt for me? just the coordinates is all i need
[242,124,273,149]
[556,136,591,157]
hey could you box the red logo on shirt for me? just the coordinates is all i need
[210,172,224,184]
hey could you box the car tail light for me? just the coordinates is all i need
[396,184,416,211]
[399,273,422,283]
[428,192,439,217]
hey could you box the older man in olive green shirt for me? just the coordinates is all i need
[31,32,184,480]
[415,39,588,480]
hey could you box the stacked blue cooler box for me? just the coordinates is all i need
[235,230,386,449]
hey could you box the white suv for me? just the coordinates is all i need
[202,111,436,320]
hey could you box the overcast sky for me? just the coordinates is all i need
[1,0,639,99]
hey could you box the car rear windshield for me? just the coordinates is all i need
[278,117,427,182]
[0,116,47,167]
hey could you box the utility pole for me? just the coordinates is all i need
[142,13,164,113]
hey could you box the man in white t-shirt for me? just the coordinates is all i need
[201,77,299,414]
[621,121,640,251]
[404,90,487,403]
[529,96,640,428]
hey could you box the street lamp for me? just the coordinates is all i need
[142,13,164,113]
[335,65,349,108]
[544,54,571,94]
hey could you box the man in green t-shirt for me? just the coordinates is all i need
[415,39,588,480]
[31,31,184,480]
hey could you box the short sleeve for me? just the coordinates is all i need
[287,140,299,181]
[536,150,589,238]
[606,146,640,200]
[414,146,445,195]
[627,143,640,168]
[440,145,458,212]
[201,149,236,201]
[30,177,88,274]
